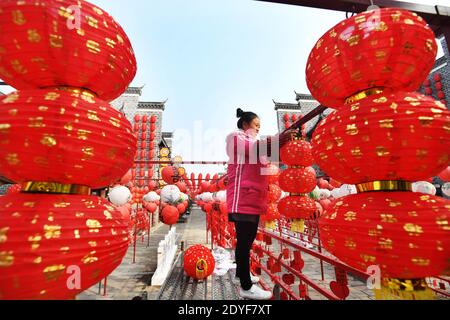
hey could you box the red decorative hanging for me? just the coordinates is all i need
[183,245,215,280]
[150,115,157,123]
[0,0,137,101]
[0,89,136,188]
[280,140,314,167]
[279,168,316,194]
[319,192,449,279]
[161,166,179,184]
[0,193,129,299]
[306,8,437,109]
[311,92,449,184]
[161,205,179,225]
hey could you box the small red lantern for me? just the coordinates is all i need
[0,0,137,101]
[161,166,179,184]
[150,115,157,123]
[183,245,215,280]
[279,168,316,194]
[161,205,179,225]
[280,140,314,167]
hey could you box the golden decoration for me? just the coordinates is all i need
[86,219,102,232]
[44,225,61,239]
[27,29,41,43]
[5,153,20,165]
[0,227,9,244]
[0,251,14,267]
[82,251,98,264]
[40,134,57,147]
[43,264,66,281]
[28,116,45,128]
[403,223,423,236]
[345,87,383,104]
[356,181,412,192]
[86,40,101,53]
[49,34,63,48]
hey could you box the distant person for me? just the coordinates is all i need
[226,108,293,300]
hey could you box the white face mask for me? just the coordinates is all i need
[245,128,258,139]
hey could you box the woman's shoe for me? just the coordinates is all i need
[239,285,272,300]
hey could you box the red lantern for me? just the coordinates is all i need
[424,87,432,95]
[306,8,437,109]
[435,82,442,91]
[150,115,157,123]
[433,73,441,82]
[204,203,212,214]
[283,114,289,121]
[292,114,297,122]
[201,182,211,193]
[423,80,430,87]
[134,114,141,122]
[312,92,450,184]
[142,115,148,123]
[150,132,155,141]
[161,205,179,225]
[0,0,136,101]
[0,193,129,299]
[150,123,156,132]
[280,140,314,167]
[142,123,147,132]
[278,195,316,220]
[437,91,445,99]
[0,89,136,188]
[183,245,215,280]
[161,166,179,184]
[319,192,449,279]
[279,168,316,194]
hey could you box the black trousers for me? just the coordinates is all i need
[234,217,260,290]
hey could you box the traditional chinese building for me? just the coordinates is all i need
[111,86,169,185]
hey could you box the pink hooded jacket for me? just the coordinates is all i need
[226,129,269,215]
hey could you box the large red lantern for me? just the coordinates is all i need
[306,8,437,109]
[0,0,136,102]
[311,92,449,184]
[307,7,448,300]
[319,192,449,299]
[0,193,129,299]
[0,89,136,188]
[183,245,215,280]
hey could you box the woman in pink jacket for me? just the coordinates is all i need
[226,108,291,300]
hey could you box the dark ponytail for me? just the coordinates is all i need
[236,108,258,129]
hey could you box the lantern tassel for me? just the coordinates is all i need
[290,219,305,233]
[265,220,276,230]
[374,278,436,300]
